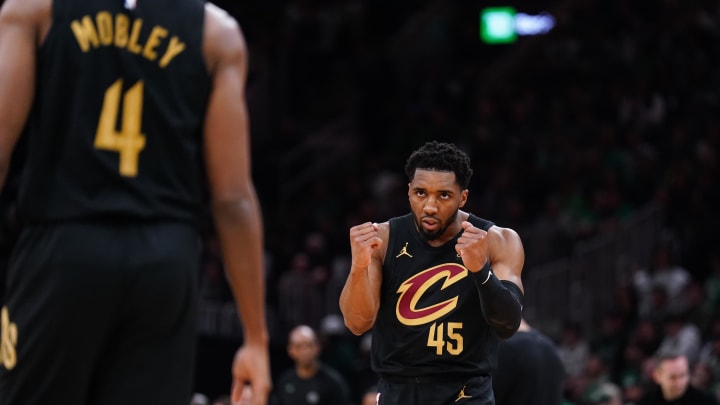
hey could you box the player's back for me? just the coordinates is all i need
[18,0,211,224]
[493,329,566,405]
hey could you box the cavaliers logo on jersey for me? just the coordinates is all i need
[396,263,467,326]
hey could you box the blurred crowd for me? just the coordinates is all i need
[1,0,719,404]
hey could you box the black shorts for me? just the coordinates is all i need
[377,374,494,405]
[0,221,200,405]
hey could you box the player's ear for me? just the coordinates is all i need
[459,189,468,207]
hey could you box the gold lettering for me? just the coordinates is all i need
[158,36,186,68]
[142,26,167,61]
[69,12,186,69]
[96,12,114,46]
[1,306,17,371]
[127,18,144,54]
[70,16,99,52]
[115,13,129,48]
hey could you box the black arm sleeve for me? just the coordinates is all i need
[472,263,523,339]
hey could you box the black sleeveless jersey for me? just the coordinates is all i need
[371,213,499,378]
[18,0,210,224]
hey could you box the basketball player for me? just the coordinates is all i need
[492,318,566,405]
[0,0,270,404]
[339,141,524,404]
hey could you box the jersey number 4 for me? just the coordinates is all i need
[94,79,146,177]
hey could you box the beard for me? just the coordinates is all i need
[415,210,458,241]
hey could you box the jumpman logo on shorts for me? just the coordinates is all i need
[396,242,413,258]
[455,386,472,402]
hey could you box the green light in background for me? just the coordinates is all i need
[480,7,517,44]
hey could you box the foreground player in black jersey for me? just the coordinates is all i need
[340,141,524,404]
[0,0,270,404]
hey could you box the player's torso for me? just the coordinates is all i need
[372,213,499,377]
[19,0,211,223]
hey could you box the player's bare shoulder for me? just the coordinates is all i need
[487,225,525,267]
[488,225,522,245]
[0,0,51,40]
[202,3,246,73]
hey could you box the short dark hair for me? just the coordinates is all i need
[654,351,686,369]
[404,141,473,189]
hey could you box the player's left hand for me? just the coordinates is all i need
[231,343,271,405]
[455,221,489,272]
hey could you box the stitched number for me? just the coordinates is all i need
[427,322,464,355]
[94,79,146,177]
[427,322,445,355]
[446,322,463,355]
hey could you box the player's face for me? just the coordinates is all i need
[653,356,690,401]
[408,169,467,242]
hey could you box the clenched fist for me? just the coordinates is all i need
[455,221,489,272]
[349,222,383,268]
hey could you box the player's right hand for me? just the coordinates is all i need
[349,222,382,268]
[231,343,271,405]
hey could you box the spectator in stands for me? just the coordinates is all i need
[655,314,702,367]
[277,253,324,334]
[559,321,591,394]
[638,352,719,405]
[272,325,351,405]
